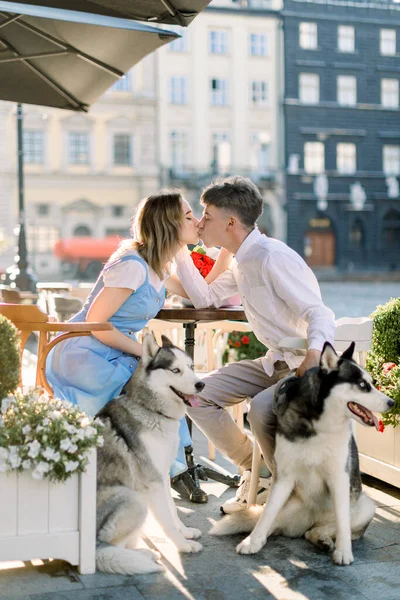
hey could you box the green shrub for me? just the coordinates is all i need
[367,297,400,427]
[223,331,267,364]
[0,315,20,399]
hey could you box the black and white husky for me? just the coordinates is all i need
[96,334,205,575]
[211,342,394,566]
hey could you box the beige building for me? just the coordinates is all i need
[0,53,159,278]
[156,0,284,238]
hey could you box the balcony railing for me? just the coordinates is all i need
[164,166,277,189]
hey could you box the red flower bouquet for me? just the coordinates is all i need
[190,246,216,278]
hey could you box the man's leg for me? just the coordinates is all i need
[187,359,288,472]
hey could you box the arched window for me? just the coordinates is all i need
[74,225,92,237]
[349,219,365,249]
[382,209,400,249]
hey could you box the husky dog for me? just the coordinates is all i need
[211,342,394,566]
[96,334,205,575]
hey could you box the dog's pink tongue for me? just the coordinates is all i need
[372,413,380,431]
[186,395,200,408]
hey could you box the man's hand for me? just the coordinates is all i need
[296,349,321,377]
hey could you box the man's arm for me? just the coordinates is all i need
[167,246,238,308]
[266,252,335,375]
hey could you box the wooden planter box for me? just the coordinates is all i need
[0,449,97,574]
[357,424,400,488]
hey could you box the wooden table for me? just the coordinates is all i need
[155,306,246,360]
[155,305,246,502]
[36,282,72,293]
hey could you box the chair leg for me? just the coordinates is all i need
[248,442,262,505]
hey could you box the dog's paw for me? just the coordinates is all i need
[332,548,354,566]
[141,549,162,562]
[177,539,203,553]
[181,526,202,540]
[236,535,265,555]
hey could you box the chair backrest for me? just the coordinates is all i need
[0,303,49,324]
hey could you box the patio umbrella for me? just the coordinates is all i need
[0,2,178,110]
[2,0,212,26]
[0,2,178,290]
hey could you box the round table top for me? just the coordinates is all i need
[156,305,246,323]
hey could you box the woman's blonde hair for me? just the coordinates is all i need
[107,190,184,278]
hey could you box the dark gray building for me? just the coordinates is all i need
[283,0,400,271]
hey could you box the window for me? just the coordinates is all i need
[169,76,188,104]
[211,132,230,172]
[169,26,188,52]
[112,206,124,217]
[299,22,317,50]
[23,130,44,164]
[169,130,189,173]
[26,225,59,253]
[382,209,400,249]
[383,145,400,175]
[250,80,268,106]
[337,143,356,174]
[210,78,228,106]
[381,78,399,108]
[304,142,324,174]
[250,133,270,174]
[113,133,132,166]
[111,72,132,92]
[337,25,355,53]
[249,33,268,56]
[380,29,396,56]
[299,73,319,104]
[337,75,357,106]
[37,203,49,216]
[209,30,228,54]
[68,131,89,165]
[74,225,92,237]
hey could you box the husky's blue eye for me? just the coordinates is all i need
[171,368,181,374]
[358,380,367,390]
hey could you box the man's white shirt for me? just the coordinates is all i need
[175,228,336,375]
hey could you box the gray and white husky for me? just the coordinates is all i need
[96,334,205,575]
[211,342,394,566]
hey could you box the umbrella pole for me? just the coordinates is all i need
[5,104,38,292]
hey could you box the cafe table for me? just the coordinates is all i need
[155,305,247,503]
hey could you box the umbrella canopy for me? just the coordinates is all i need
[2,0,212,26]
[0,1,178,110]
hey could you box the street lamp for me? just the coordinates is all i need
[3,104,38,292]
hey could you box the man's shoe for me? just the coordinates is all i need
[220,470,272,514]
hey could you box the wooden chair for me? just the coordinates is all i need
[0,287,38,305]
[247,317,374,505]
[0,303,112,396]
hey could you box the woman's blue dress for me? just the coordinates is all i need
[46,252,191,477]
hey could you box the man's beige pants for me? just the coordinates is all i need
[187,358,290,474]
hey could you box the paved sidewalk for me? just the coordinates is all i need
[2,352,400,599]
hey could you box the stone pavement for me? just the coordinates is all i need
[2,351,400,600]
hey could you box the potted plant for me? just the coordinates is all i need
[0,315,20,399]
[357,298,400,487]
[0,390,103,573]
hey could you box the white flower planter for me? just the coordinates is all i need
[0,449,97,574]
[357,424,400,488]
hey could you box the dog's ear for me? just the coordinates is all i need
[141,333,159,366]
[273,376,298,417]
[320,342,339,373]
[340,341,355,361]
[161,335,174,348]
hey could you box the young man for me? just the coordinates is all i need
[174,176,336,513]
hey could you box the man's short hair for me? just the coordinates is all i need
[201,176,263,229]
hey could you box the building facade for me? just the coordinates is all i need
[283,0,400,271]
[0,53,159,278]
[156,0,285,239]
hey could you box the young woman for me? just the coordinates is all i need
[46,190,229,476]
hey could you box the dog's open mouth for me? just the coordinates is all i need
[170,386,200,408]
[347,402,379,430]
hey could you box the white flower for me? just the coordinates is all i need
[36,461,50,474]
[28,440,41,458]
[32,468,44,480]
[60,438,72,451]
[84,426,97,439]
[36,425,44,433]
[0,416,4,427]
[93,418,104,428]
[22,425,31,435]
[22,459,31,469]
[80,417,90,428]
[97,436,104,447]
[1,396,14,414]
[66,424,78,435]
[67,443,78,454]
[9,454,22,469]
[50,410,62,420]
[65,460,79,473]
[42,447,60,461]
[42,418,50,426]
[74,429,86,441]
